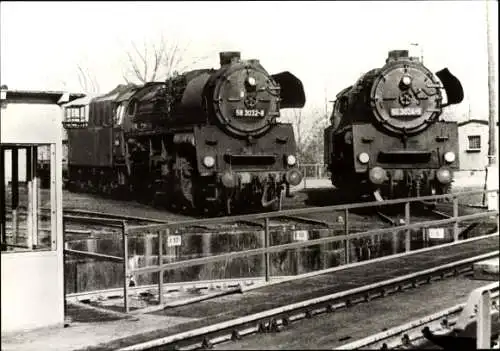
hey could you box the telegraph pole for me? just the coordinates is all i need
[486,0,497,166]
[485,0,498,210]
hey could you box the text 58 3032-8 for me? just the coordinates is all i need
[235,109,265,118]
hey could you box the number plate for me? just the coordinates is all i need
[390,107,422,116]
[427,228,445,239]
[293,230,309,241]
[167,235,182,247]
[235,109,265,118]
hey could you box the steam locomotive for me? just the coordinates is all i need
[65,51,305,214]
[324,50,464,200]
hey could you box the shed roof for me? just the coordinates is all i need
[458,119,489,127]
[1,89,85,105]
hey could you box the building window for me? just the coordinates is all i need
[468,135,481,151]
[1,144,56,252]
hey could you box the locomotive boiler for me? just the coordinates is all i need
[324,49,464,200]
[65,51,305,214]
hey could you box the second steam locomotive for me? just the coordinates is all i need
[324,50,464,201]
[65,52,305,214]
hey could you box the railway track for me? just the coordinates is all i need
[114,249,498,351]
[336,283,499,350]
[65,276,292,307]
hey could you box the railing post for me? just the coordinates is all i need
[264,218,270,282]
[303,169,307,189]
[158,229,164,306]
[122,220,129,313]
[63,216,67,317]
[405,201,411,252]
[344,208,349,264]
[453,196,459,241]
[392,229,398,255]
[477,290,491,349]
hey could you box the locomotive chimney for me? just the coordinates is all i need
[386,50,409,63]
[220,51,241,66]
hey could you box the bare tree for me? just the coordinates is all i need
[76,64,101,94]
[290,108,306,151]
[300,111,329,163]
[281,107,329,163]
[122,35,208,84]
[280,108,323,162]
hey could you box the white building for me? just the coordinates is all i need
[457,119,489,171]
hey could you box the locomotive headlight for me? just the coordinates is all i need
[247,77,256,86]
[203,156,215,168]
[286,169,303,186]
[287,155,297,166]
[401,75,412,86]
[358,152,370,164]
[444,151,456,163]
[369,167,386,185]
[437,167,452,184]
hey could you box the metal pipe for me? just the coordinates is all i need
[405,202,411,252]
[27,147,33,249]
[158,229,164,305]
[264,218,270,282]
[11,148,19,246]
[344,208,349,264]
[122,221,129,313]
[453,196,459,241]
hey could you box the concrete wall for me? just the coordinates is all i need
[458,122,489,170]
[1,251,64,333]
[2,104,63,183]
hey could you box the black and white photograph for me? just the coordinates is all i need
[1,0,498,350]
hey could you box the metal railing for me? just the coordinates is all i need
[298,163,328,179]
[63,189,499,313]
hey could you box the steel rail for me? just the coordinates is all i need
[64,215,124,227]
[65,276,293,303]
[62,209,170,223]
[117,251,498,351]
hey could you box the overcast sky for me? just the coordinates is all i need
[1,1,498,122]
